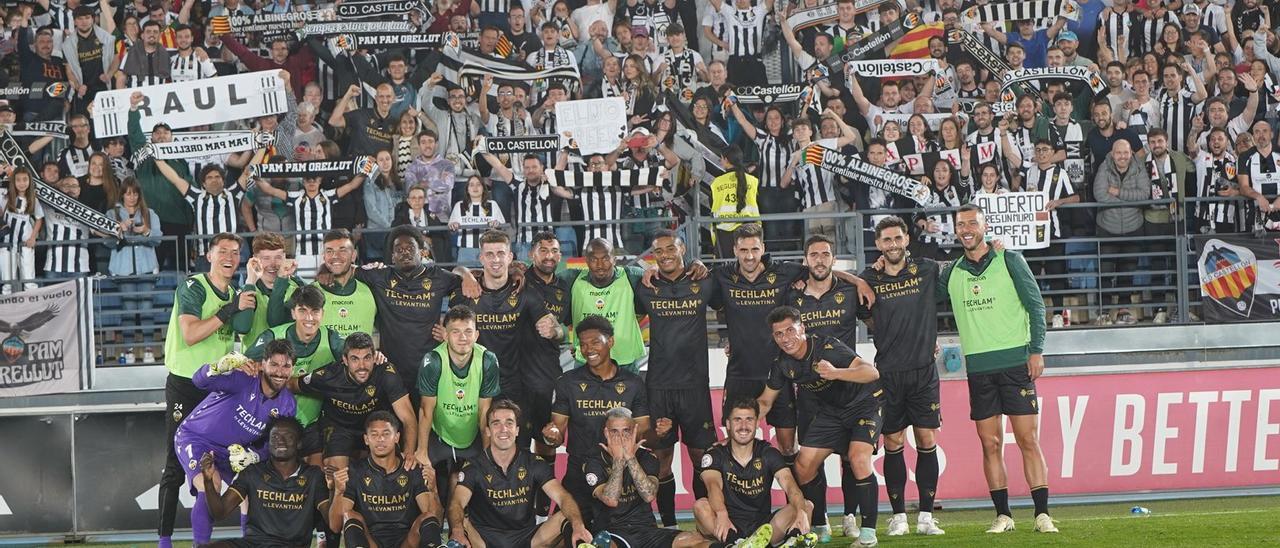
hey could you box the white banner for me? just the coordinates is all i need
[92,71,288,138]
[556,97,628,156]
[972,191,1052,249]
[0,279,93,397]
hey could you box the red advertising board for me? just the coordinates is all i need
[552,366,1280,507]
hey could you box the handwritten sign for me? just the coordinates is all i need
[972,191,1051,249]
[556,98,627,155]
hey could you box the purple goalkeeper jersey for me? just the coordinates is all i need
[175,364,297,453]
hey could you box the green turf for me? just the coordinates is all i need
[57,495,1280,547]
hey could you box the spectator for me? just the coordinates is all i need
[422,75,482,164]
[128,93,193,270]
[152,150,255,264]
[79,152,121,214]
[42,177,93,281]
[364,149,404,262]
[254,172,368,278]
[449,175,506,265]
[1143,129,1193,322]
[216,33,314,97]
[116,20,170,88]
[403,130,457,262]
[19,29,67,122]
[1,167,45,293]
[57,114,97,178]
[104,178,163,350]
[1094,139,1150,325]
[392,111,420,182]
[477,151,573,258]
[62,5,115,111]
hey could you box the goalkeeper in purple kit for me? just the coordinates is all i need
[172,339,299,545]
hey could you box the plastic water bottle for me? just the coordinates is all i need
[1130,506,1151,517]
[95,349,104,366]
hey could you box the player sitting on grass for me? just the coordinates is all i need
[694,398,817,548]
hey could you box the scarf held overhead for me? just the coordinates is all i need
[209,9,336,35]
[336,0,425,20]
[478,134,561,154]
[962,0,1082,22]
[541,167,666,199]
[253,156,378,178]
[0,131,120,236]
[826,12,921,69]
[133,131,274,163]
[803,143,939,206]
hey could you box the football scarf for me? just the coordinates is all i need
[477,134,562,155]
[846,58,939,78]
[133,131,274,163]
[727,83,808,105]
[0,81,71,101]
[253,156,379,178]
[9,121,67,139]
[0,131,120,236]
[336,0,424,20]
[803,143,939,206]
[541,166,665,199]
[962,0,1082,22]
[825,12,921,69]
[209,9,336,35]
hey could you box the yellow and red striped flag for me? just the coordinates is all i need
[888,22,944,59]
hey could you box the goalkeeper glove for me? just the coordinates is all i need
[228,444,260,473]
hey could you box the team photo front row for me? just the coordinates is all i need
[166,206,1053,548]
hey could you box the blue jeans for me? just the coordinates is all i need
[455,247,481,267]
[555,227,579,259]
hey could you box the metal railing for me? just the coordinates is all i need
[9,195,1273,367]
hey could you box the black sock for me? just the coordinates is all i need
[856,474,878,529]
[991,488,1012,517]
[1031,485,1050,516]
[559,520,573,545]
[658,475,677,526]
[841,459,858,517]
[916,446,940,512]
[417,517,442,548]
[342,519,368,548]
[883,447,907,514]
[784,452,797,469]
[320,519,338,548]
[800,477,827,528]
[809,472,828,527]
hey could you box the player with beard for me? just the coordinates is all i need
[158,233,250,548]
[201,416,328,548]
[293,332,417,472]
[633,229,719,527]
[304,229,378,338]
[451,401,592,547]
[446,230,563,439]
[542,316,651,527]
[758,307,882,547]
[709,224,873,490]
[330,411,443,548]
[858,217,946,537]
[173,341,298,546]
[694,399,814,548]
[246,286,345,463]
[785,234,863,538]
[939,204,1055,534]
[356,225,481,400]
[518,231,571,440]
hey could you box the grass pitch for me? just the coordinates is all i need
[57,495,1280,547]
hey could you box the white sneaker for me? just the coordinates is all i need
[886,513,909,536]
[985,514,1015,533]
[1051,314,1064,328]
[916,513,945,535]
[854,527,878,547]
[1034,513,1059,533]
[842,514,858,537]
[812,524,831,543]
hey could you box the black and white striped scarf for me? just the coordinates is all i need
[961,0,1082,22]
[541,167,665,199]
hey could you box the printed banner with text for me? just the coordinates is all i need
[971,191,1051,249]
[0,279,93,397]
[1195,235,1280,323]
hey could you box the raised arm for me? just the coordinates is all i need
[981,21,1008,45]
[334,174,368,199]
[329,84,360,128]
[253,176,288,200]
[154,156,192,195]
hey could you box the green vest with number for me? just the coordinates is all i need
[244,280,298,347]
[270,324,336,426]
[318,280,377,338]
[947,250,1031,363]
[164,275,235,379]
[570,267,644,365]
[432,342,487,449]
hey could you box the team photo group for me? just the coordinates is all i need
[7,0,1278,545]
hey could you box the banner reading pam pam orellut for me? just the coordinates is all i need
[0,279,93,397]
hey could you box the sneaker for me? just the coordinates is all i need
[842,514,858,537]
[1094,313,1113,326]
[1034,513,1059,533]
[1152,311,1168,324]
[985,514,1015,533]
[916,514,945,535]
[886,513,909,536]
[1116,311,1137,325]
[738,523,772,548]
[854,527,878,547]
[813,524,831,543]
[778,532,819,547]
[1051,314,1064,328]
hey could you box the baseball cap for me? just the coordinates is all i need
[1057,30,1078,42]
[631,26,649,38]
[1183,4,1202,15]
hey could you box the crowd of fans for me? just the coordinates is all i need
[2,0,1280,323]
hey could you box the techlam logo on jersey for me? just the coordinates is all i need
[1198,240,1259,317]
